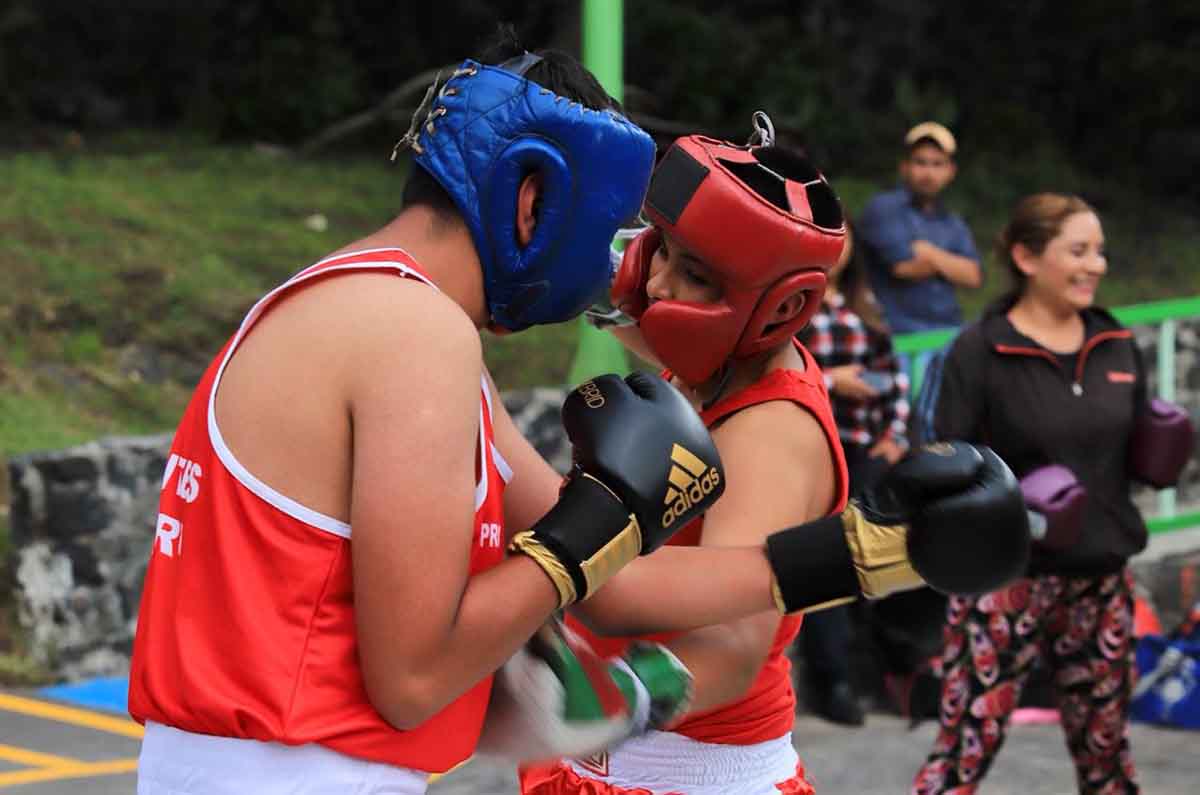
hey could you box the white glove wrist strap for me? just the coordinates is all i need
[609,656,651,732]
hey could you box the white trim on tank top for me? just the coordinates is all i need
[479,371,515,484]
[207,250,506,539]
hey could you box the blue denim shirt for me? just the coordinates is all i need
[857,186,980,333]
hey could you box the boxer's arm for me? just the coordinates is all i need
[568,545,776,635]
[659,403,835,712]
[576,402,834,711]
[349,285,559,730]
[483,368,561,543]
[491,352,779,631]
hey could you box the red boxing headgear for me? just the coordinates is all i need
[611,135,846,386]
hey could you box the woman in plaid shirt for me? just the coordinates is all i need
[794,224,909,726]
[801,225,910,467]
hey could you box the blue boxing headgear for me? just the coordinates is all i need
[393,55,655,331]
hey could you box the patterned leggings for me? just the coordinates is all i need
[911,571,1140,795]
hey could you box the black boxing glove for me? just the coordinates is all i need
[510,373,723,607]
[765,442,1030,614]
[904,445,1030,593]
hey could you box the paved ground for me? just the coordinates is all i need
[0,689,1195,793]
[0,692,139,794]
[429,713,1200,794]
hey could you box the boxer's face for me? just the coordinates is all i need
[645,231,722,306]
[1019,211,1107,311]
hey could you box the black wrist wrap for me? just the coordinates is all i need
[765,514,859,614]
[529,475,634,601]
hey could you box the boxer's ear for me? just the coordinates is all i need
[516,173,543,247]
[771,292,807,324]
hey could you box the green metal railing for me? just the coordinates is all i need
[894,295,1200,535]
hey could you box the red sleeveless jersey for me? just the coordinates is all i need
[568,341,848,744]
[128,248,509,773]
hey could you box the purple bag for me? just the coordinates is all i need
[1129,398,1195,489]
[1020,465,1087,551]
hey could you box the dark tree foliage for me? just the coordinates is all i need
[1,0,1196,200]
[0,0,570,139]
[621,0,1199,201]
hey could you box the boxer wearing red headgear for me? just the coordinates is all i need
[612,123,845,390]
[518,116,849,795]
[516,118,1028,795]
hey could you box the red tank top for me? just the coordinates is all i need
[569,342,848,744]
[128,248,509,773]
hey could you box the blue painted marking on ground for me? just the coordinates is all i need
[38,676,129,715]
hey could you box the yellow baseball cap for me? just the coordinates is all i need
[904,121,957,155]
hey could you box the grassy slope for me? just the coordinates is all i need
[2,134,1199,457]
[2,135,397,453]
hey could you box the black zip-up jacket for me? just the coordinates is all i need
[934,298,1148,576]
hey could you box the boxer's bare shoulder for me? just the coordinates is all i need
[703,400,836,547]
[214,270,480,524]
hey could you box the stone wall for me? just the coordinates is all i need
[5,390,569,681]
[8,316,1200,684]
[8,435,171,680]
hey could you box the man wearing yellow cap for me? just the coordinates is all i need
[854,122,983,716]
[858,121,982,335]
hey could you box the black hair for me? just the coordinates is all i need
[716,146,844,231]
[401,24,622,220]
[835,219,887,334]
[479,25,622,115]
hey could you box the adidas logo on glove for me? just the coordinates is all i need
[661,443,721,527]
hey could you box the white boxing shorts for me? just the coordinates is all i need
[137,721,429,795]
[524,729,811,795]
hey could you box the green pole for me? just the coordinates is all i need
[568,0,630,385]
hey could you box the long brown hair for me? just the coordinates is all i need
[832,222,888,334]
[995,193,1096,303]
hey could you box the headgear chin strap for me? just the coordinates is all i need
[395,56,655,331]
[612,129,846,386]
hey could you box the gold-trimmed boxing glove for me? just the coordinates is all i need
[765,442,1030,615]
[511,373,723,607]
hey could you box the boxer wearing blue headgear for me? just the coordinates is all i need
[394,52,655,331]
[128,30,722,794]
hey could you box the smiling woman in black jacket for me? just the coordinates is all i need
[911,194,1145,795]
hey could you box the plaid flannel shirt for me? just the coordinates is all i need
[798,292,910,449]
